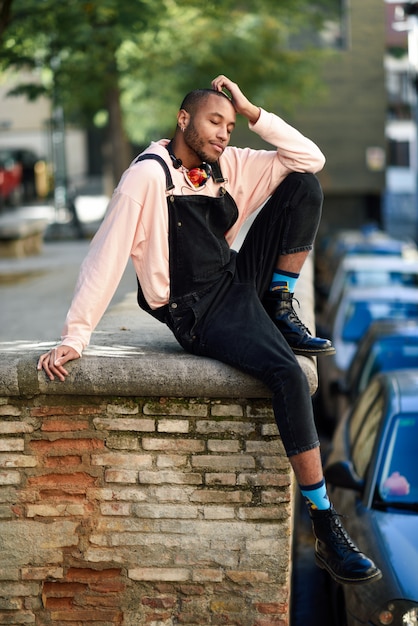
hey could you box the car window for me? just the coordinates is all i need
[378,415,418,506]
[357,339,418,394]
[342,301,418,342]
[349,379,381,443]
[351,391,385,479]
[347,269,418,288]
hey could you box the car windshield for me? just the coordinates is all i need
[358,338,418,393]
[377,414,418,509]
[342,301,418,342]
[346,269,418,288]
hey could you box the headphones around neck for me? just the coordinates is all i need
[167,141,182,169]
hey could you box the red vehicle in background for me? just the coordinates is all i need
[0,148,41,210]
[0,149,23,208]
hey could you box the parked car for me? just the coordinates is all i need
[315,228,417,301]
[317,286,418,421]
[324,370,418,626]
[0,147,40,209]
[9,148,39,200]
[336,319,418,417]
[0,149,23,208]
[324,254,418,313]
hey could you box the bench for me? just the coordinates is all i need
[0,216,49,258]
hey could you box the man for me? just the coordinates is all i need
[38,74,381,586]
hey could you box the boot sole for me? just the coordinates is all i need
[291,346,336,357]
[315,553,383,586]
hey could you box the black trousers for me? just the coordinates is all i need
[173,172,323,458]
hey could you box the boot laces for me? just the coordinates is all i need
[287,297,312,335]
[330,513,359,552]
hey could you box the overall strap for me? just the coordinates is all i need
[134,154,175,191]
[211,161,226,184]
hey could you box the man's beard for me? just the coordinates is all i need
[183,122,217,164]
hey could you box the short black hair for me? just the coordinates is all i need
[179,88,232,115]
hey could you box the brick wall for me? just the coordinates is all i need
[0,393,292,626]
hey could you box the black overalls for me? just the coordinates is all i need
[135,154,322,458]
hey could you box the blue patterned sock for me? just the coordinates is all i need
[269,269,299,293]
[300,478,331,511]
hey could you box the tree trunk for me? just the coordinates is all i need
[102,84,131,195]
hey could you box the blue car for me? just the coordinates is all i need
[324,370,418,626]
[335,319,418,419]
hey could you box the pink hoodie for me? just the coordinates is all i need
[61,108,325,356]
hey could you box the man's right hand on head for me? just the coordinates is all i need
[37,345,80,382]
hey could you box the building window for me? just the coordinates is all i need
[387,139,410,166]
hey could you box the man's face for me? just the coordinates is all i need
[183,94,236,164]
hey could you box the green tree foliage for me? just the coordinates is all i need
[0,0,337,181]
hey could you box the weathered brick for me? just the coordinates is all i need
[157,419,189,433]
[30,406,101,417]
[246,441,283,455]
[207,439,240,453]
[205,473,236,486]
[196,420,255,435]
[49,609,123,622]
[92,452,152,469]
[226,570,270,584]
[238,506,287,520]
[190,490,252,504]
[254,602,288,615]
[105,434,140,451]
[156,454,188,469]
[104,469,138,484]
[237,473,291,487]
[191,455,255,470]
[44,455,82,468]
[94,417,154,431]
[26,503,88,517]
[0,405,21,417]
[21,567,63,581]
[202,506,235,520]
[27,472,96,488]
[100,502,131,516]
[0,454,36,468]
[143,399,208,417]
[261,490,291,504]
[142,438,204,453]
[253,618,288,626]
[106,402,140,415]
[133,503,199,519]
[87,487,147,502]
[0,470,20,485]
[30,438,104,455]
[141,595,177,609]
[41,419,89,432]
[0,422,32,434]
[0,438,25,452]
[0,610,36,623]
[210,403,243,417]
[129,567,190,582]
[138,471,202,485]
[192,569,223,583]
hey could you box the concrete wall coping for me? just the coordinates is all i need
[0,258,318,399]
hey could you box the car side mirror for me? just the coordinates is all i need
[324,460,364,493]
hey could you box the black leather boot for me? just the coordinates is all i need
[310,506,382,585]
[264,291,335,356]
